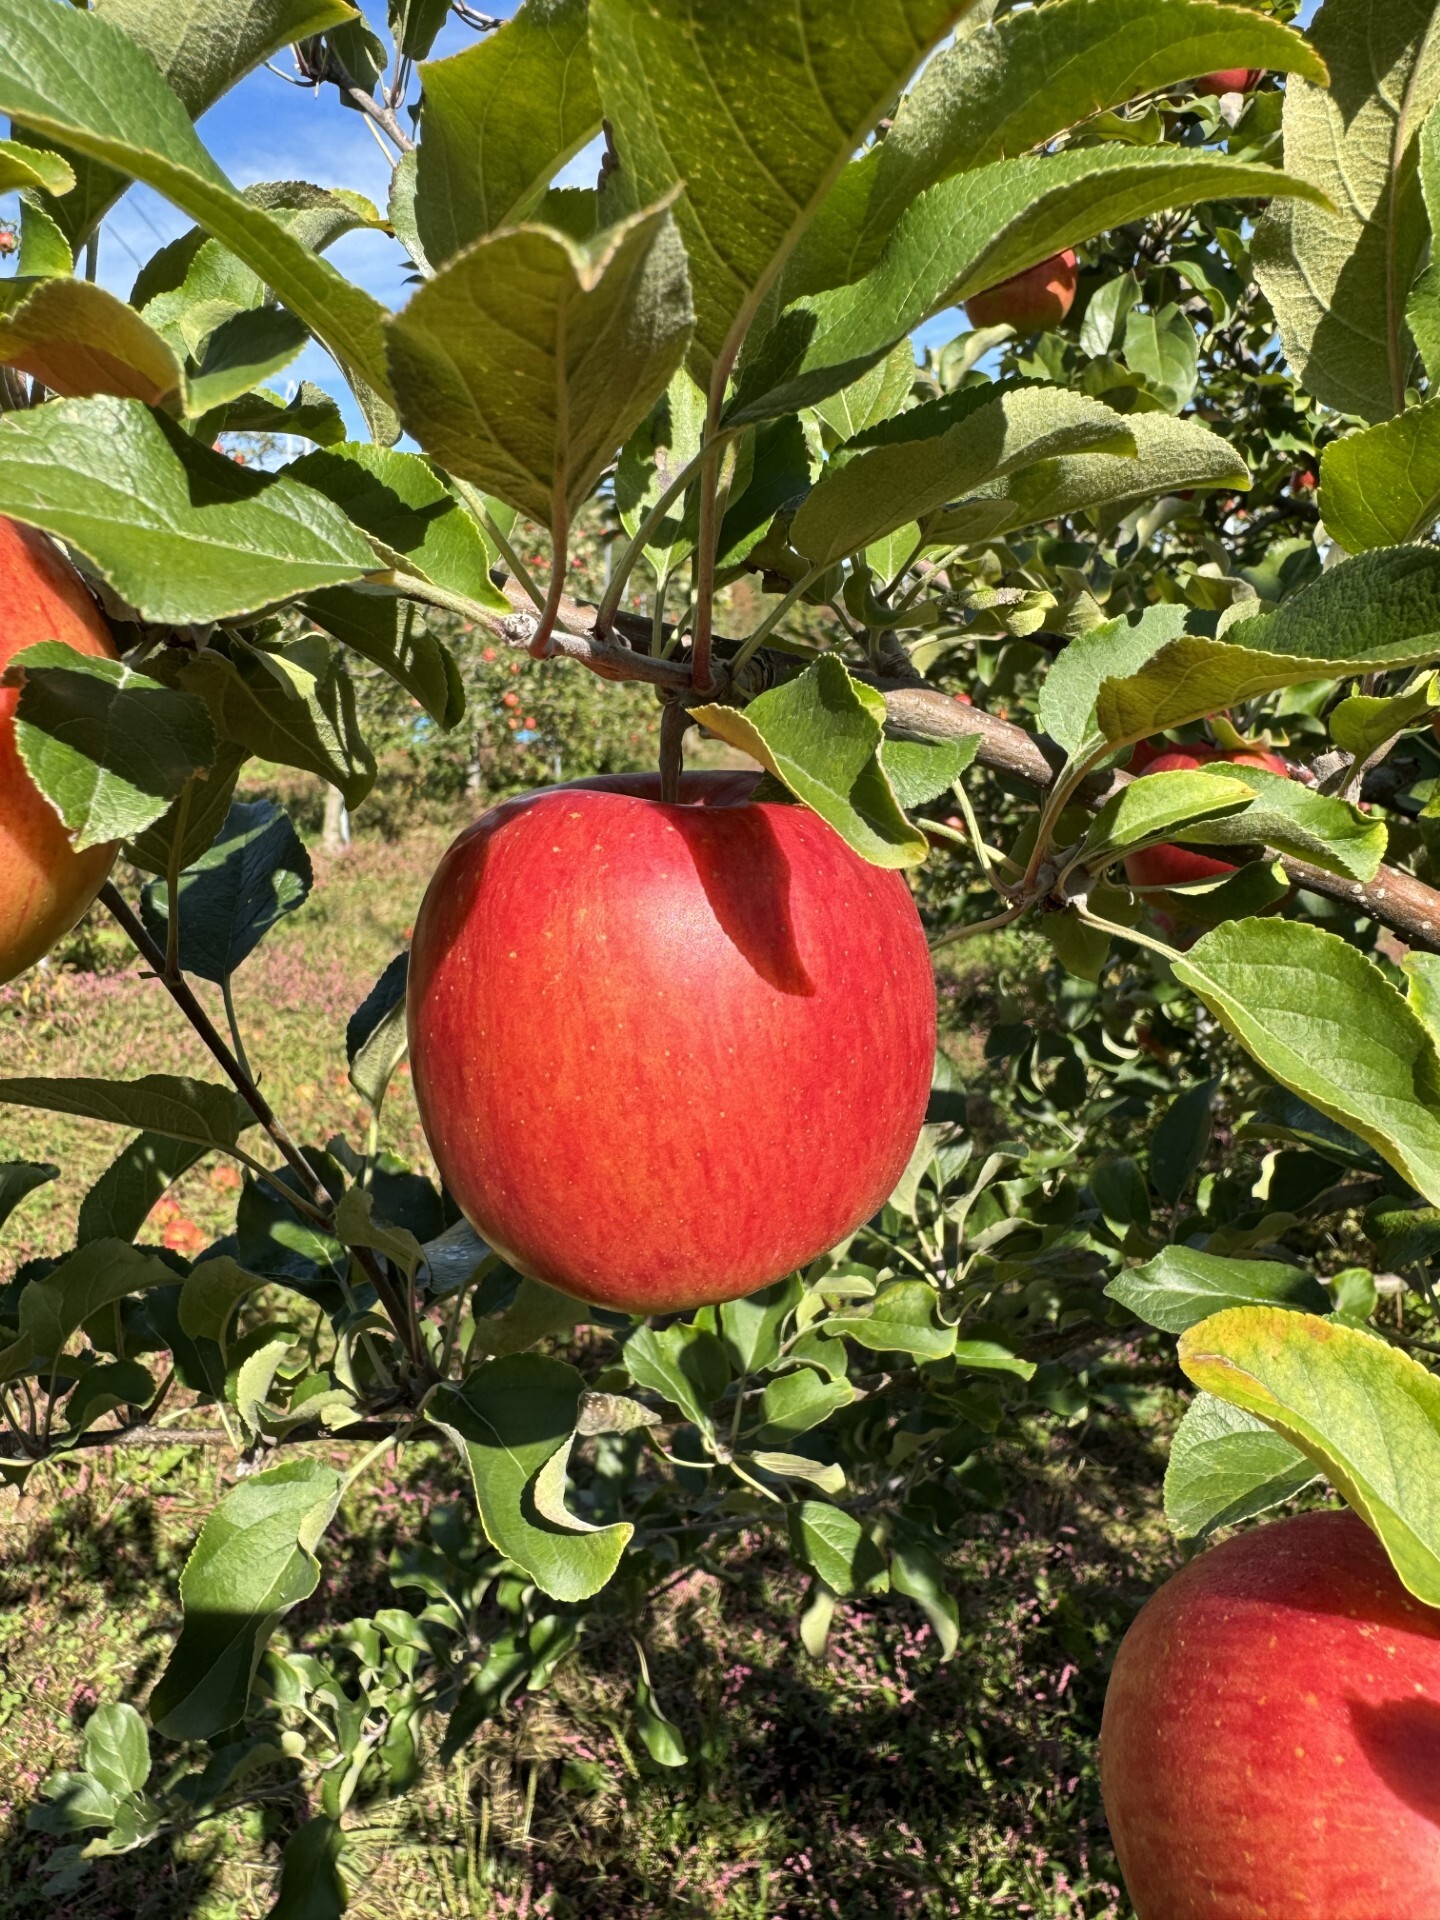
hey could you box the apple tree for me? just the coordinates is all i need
[3,0,1440,1910]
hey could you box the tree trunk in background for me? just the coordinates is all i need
[321,784,350,854]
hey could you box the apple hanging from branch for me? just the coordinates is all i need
[0,518,118,985]
[1194,67,1262,97]
[964,251,1078,334]
[1100,1510,1440,1918]
[407,771,937,1313]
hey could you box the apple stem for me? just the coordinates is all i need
[659,699,691,803]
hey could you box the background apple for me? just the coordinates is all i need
[1101,1510,1440,1918]
[964,251,1078,333]
[1194,67,1262,95]
[0,517,118,985]
[1124,741,1288,895]
[407,770,937,1313]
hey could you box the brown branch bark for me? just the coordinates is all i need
[495,579,1440,955]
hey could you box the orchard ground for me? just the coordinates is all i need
[0,773,1187,1920]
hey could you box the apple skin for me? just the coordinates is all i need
[965,251,1078,333]
[1124,743,1289,894]
[407,769,938,1314]
[0,518,118,985]
[1195,67,1262,96]
[1100,1510,1440,1919]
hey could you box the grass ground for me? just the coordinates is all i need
[0,798,1171,1919]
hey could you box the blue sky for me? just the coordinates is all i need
[8,0,1325,440]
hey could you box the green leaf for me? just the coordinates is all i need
[196,381,347,449]
[183,305,311,417]
[10,642,217,851]
[1406,952,1440,1050]
[1081,768,1257,867]
[78,1133,207,1245]
[824,1280,958,1360]
[140,799,312,984]
[1254,0,1440,422]
[1149,1077,1219,1206]
[1107,1246,1329,1337]
[1174,920,1440,1210]
[178,1255,270,1350]
[882,735,979,811]
[952,412,1248,539]
[346,953,409,1112]
[0,1160,58,1234]
[18,193,75,278]
[1330,675,1440,759]
[1122,302,1199,412]
[736,147,1325,423]
[387,201,694,530]
[288,444,506,612]
[632,1644,687,1768]
[0,1074,253,1154]
[303,589,466,732]
[624,1321,731,1435]
[690,656,927,870]
[889,1540,959,1660]
[82,1703,150,1799]
[591,0,973,380]
[413,0,601,264]
[0,397,376,624]
[756,1368,854,1441]
[786,1501,886,1596]
[0,135,72,197]
[125,744,248,879]
[0,1239,175,1380]
[1166,763,1387,886]
[334,1188,425,1283]
[150,1458,344,1739]
[834,0,1325,283]
[811,340,918,445]
[790,386,1133,568]
[1094,547,1440,745]
[0,277,184,410]
[64,1358,157,1436]
[0,0,392,409]
[615,365,708,582]
[1040,606,1187,758]
[1163,1390,1318,1541]
[1179,1306,1440,1606]
[431,1359,632,1603]
[271,1815,347,1920]
[1321,401,1440,552]
[718,1275,804,1374]
[178,637,375,811]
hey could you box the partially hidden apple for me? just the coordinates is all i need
[407,770,938,1313]
[964,251,1078,333]
[1194,67,1262,96]
[0,518,118,985]
[1123,742,1288,896]
[1100,1510,1440,1918]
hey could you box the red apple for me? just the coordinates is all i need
[407,770,937,1313]
[964,251,1078,333]
[0,518,118,985]
[1101,1510,1440,1918]
[1195,68,1262,96]
[1123,742,1288,895]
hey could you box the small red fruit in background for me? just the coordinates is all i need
[407,771,937,1314]
[1194,67,1261,96]
[0,519,119,985]
[1101,1510,1440,1918]
[1123,742,1288,895]
[964,251,1078,333]
[953,690,974,707]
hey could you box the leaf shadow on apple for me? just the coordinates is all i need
[1349,1695,1440,1827]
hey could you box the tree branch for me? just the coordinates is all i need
[493,579,1440,955]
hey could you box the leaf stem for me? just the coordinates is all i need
[729,565,827,678]
[162,778,194,983]
[99,882,429,1377]
[595,441,714,636]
